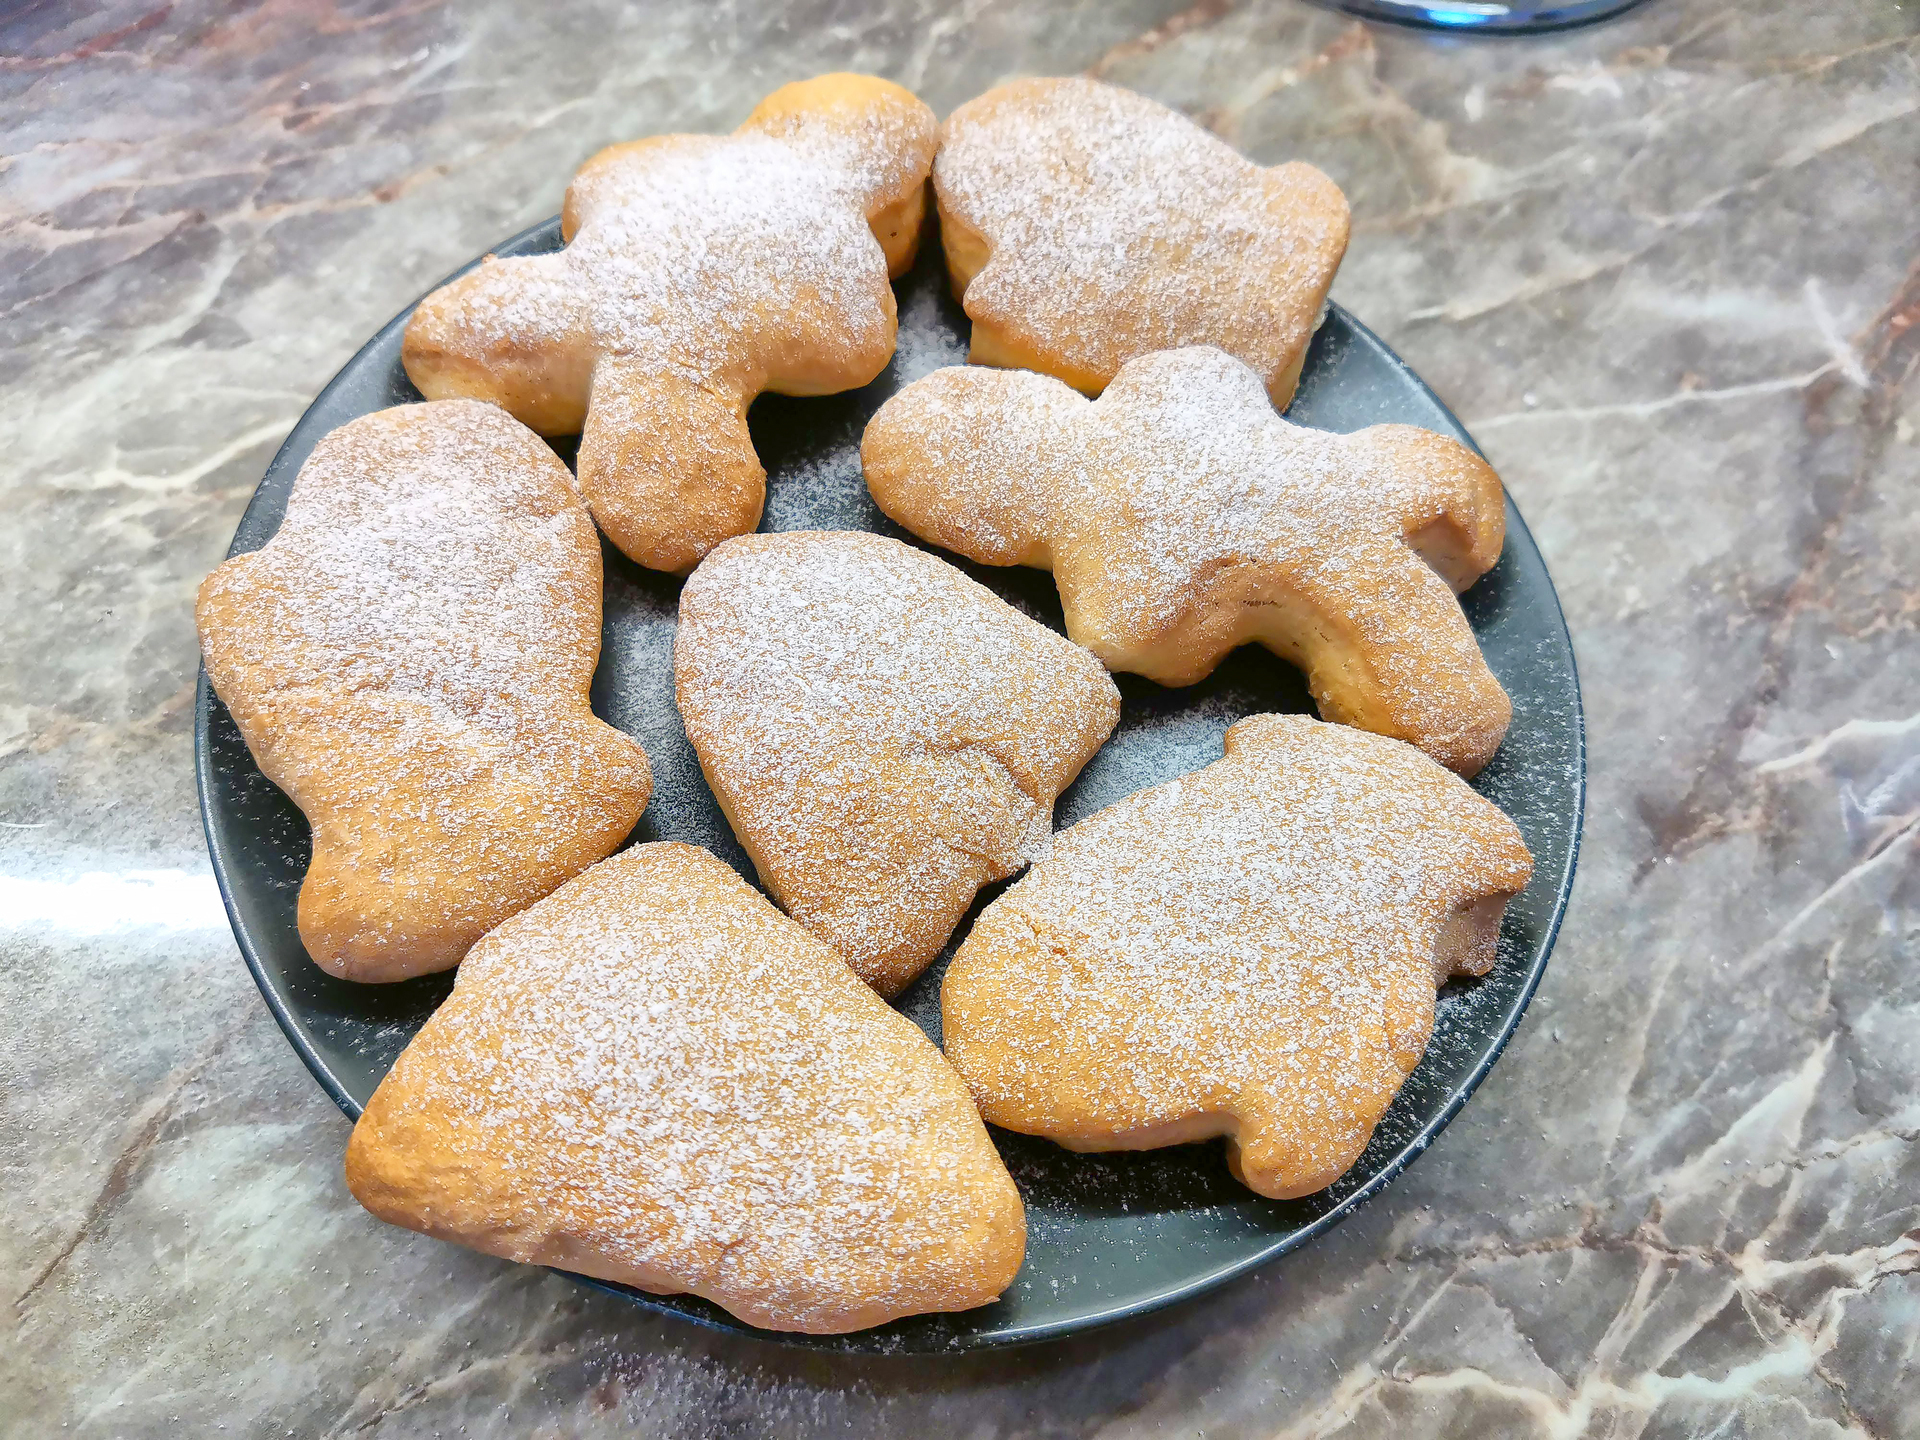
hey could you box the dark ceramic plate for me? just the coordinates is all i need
[195,217,1584,1353]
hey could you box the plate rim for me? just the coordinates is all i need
[193,214,1587,1352]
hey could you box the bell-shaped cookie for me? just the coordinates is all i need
[864,345,1511,775]
[404,74,937,573]
[346,842,1027,1334]
[196,400,652,982]
[675,531,1119,996]
[943,714,1532,1199]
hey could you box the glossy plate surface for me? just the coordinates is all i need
[195,218,1585,1352]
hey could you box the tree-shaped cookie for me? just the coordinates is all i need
[348,843,1027,1333]
[196,400,653,982]
[942,714,1533,1200]
[402,74,936,574]
[863,346,1512,775]
[675,531,1119,996]
[935,76,1350,405]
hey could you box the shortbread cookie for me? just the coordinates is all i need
[346,842,1026,1333]
[197,401,652,982]
[934,76,1349,406]
[942,714,1533,1200]
[403,74,937,573]
[863,346,1511,775]
[675,531,1119,996]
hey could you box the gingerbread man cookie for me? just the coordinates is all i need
[934,76,1350,405]
[863,346,1512,775]
[941,714,1533,1200]
[403,74,936,573]
[348,842,1027,1334]
[675,531,1118,996]
[197,400,653,982]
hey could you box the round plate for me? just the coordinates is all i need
[195,218,1584,1352]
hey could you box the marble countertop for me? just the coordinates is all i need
[4,0,1917,1435]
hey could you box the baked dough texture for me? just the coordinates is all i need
[675,531,1119,997]
[196,400,652,982]
[346,842,1027,1334]
[934,76,1350,406]
[863,345,1511,775]
[402,74,937,573]
[941,714,1533,1200]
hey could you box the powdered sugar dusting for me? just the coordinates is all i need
[224,406,591,713]
[1074,351,1486,680]
[436,95,933,402]
[568,133,891,382]
[945,714,1534,1195]
[369,843,1018,1331]
[935,77,1348,391]
[886,272,971,384]
[867,346,1508,770]
[196,399,651,974]
[674,532,1118,994]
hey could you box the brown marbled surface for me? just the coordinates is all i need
[3,1,1918,1435]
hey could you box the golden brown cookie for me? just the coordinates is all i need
[346,842,1027,1334]
[675,531,1118,997]
[934,76,1349,406]
[942,714,1533,1200]
[863,345,1512,775]
[196,400,652,982]
[403,74,937,574]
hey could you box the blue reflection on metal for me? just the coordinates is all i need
[1312,0,1650,33]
